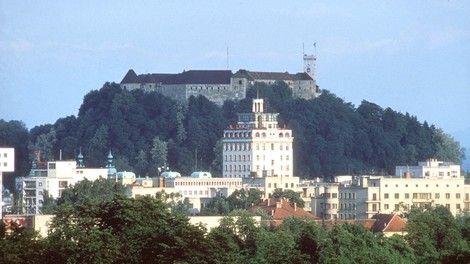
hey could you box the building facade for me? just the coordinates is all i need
[222,98,293,178]
[15,152,109,214]
[310,161,470,220]
[0,148,15,218]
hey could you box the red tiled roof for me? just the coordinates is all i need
[248,198,321,221]
[371,213,407,233]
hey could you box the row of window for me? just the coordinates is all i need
[224,165,289,172]
[339,193,356,199]
[383,192,461,199]
[224,132,291,138]
[267,182,295,189]
[182,190,209,196]
[384,183,460,188]
[224,142,291,151]
[224,164,251,172]
[174,181,240,187]
[189,86,230,91]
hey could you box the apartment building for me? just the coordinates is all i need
[311,160,469,220]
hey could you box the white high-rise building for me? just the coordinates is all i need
[222,98,293,178]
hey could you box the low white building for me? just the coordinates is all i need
[16,152,109,214]
[1,148,15,218]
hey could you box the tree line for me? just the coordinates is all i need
[1,178,470,263]
[0,81,465,189]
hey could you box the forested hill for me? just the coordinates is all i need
[1,81,465,184]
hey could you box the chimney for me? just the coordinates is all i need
[294,202,297,211]
[267,199,270,206]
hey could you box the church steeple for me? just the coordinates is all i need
[106,150,117,178]
[77,148,85,168]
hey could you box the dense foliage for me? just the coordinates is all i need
[1,81,465,187]
[2,186,470,263]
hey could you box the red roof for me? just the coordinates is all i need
[370,213,407,233]
[248,198,321,221]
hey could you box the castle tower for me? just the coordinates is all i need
[222,98,293,178]
[303,53,316,80]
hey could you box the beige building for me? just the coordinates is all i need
[310,161,469,220]
[223,98,293,178]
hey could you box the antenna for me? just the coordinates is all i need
[226,47,229,69]
[303,42,305,55]
[314,42,317,58]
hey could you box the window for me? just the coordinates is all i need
[384,204,389,210]
[457,204,461,210]
[435,193,440,199]
[446,193,450,199]
[59,181,68,188]
[456,193,461,199]
[384,193,389,199]
[394,193,399,199]
[405,193,410,199]
[395,204,400,211]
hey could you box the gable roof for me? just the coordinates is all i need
[248,198,321,221]
[370,213,407,233]
[232,70,314,82]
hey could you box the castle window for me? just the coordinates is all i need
[239,80,242,85]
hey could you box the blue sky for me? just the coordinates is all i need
[1,1,469,145]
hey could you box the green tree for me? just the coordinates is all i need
[150,136,168,173]
[406,206,470,263]
[0,222,45,264]
[211,139,223,177]
[226,188,263,211]
[30,127,57,162]
[0,119,30,188]
[254,227,308,263]
[272,188,305,208]
[85,124,109,167]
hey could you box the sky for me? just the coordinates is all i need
[1,1,469,152]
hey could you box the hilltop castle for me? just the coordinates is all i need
[120,54,321,106]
